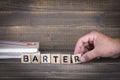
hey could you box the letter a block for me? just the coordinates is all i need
[41,54,50,63]
[72,54,81,64]
[61,54,71,64]
[51,54,60,64]
[21,54,31,63]
[31,54,40,63]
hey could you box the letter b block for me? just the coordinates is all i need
[21,54,31,63]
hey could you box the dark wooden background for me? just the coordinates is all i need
[0,0,120,80]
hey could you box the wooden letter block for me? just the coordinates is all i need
[41,54,50,63]
[21,54,31,63]
[72,54,81,64]
[61,54,71,64]
[31,54,40,63]
[51,54,60,64]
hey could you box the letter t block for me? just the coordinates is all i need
[51,54,60,64]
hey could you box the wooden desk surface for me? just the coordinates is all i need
[0,0,120,79]
[0,51,120,80]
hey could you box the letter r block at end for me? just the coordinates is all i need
[72,54,81,64]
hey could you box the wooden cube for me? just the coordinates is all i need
[61,54,71,64]
[21,54,31,63]
[31,54,40,63]
[72,54,81,64]
[41,54,50,63]
[51,54,60,64]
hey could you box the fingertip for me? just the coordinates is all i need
[80,54,88,62]
[81,57,86,62]
[80,50,97,62]
[74,39,83,54]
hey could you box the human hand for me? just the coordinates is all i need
[74,31,120,62]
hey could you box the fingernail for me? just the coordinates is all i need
[81,57,86,62]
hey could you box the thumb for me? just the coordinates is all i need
[80,50,97,62]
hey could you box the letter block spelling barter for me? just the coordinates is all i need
[72,54,81,64]
[60,54,71,64]
[41,54,50,63]
[21,54,31,63]
[21,54,82,64]
[31,54,40,63]
[51,54,60,64]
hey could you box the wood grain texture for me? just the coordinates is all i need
[0,0,120,11]
[0,26,119,50]
[0,0,119,51]
[0,11,120,28]
[0,0,120,79]
[0,51,120,79]
[0,51,120,80]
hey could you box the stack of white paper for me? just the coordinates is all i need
[0,41,40,59]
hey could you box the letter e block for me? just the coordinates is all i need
[72,54,81,64]
[41,54,50,63]
[31,54,40,63]
[21,54,31,63]
[51,54,60,64]
[61,54,71,64]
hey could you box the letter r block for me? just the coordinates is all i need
[72,54,81,64]
[21,54,31,63]
[41,54,50,63]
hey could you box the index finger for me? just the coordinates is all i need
[74,32,95,54]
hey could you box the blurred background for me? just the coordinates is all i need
[0,0,120,51]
